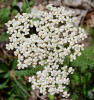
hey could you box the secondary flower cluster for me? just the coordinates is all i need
[29,65,74,98]
[6,4,87,97]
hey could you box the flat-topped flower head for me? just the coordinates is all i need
[6,4,87,69]
[6,4,87,97]
[29,65,74,97]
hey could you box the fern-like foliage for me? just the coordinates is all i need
[71,44,94,73]
[15,65,46,76]
[10,79,29,100]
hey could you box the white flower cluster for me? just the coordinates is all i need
[6,4,87,97]
[6,4,87,69]
[29,65,74,98]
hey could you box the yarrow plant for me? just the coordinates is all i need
[6,4,87,98]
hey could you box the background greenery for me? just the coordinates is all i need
[0,0,94,100]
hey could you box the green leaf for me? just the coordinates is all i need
[0,32,8,41]
[26,8,30,13]
[12,0,18,7]
[64,87,69,91]
[63,56,70,66]
[29,0,34,7]
[4,72,10,78]
[72,74,79,85]
[82,84,87,96]
[11,78,30,99]
[88,27,94,38]
[32,17,40,21]
[91,87,94,92]
[81,76,86,84]
[80,63,87,73]
[11,9,18,16]
[0,7,10,24]
[0,79,9,89]
[48,94,54,100]
[12,58,17,69]
[22,2,28,13]
[86,72,91,82]
[0,61,8,72]
[15,65,45,76]
[71,93,78,100]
